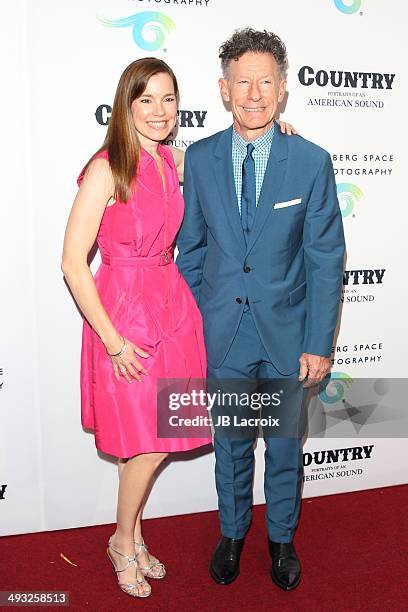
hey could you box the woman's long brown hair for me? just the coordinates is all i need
[84,57,179,203]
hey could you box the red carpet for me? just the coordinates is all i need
[1,485,407,611]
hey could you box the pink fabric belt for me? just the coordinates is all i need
[101,249,174,268]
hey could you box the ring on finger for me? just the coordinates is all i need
[119,366,126,373]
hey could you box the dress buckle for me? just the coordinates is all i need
[159,249,171,266]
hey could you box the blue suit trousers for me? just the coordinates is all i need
[208,305,305,543]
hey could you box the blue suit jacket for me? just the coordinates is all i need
[176,123,345,374]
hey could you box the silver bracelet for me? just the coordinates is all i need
[107,336,127,357]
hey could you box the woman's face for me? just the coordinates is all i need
[131,72,178,148]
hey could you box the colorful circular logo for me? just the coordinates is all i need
[334,0,362,14]
[98,11,176,51]
[319,372,353,404]
[336,183,364,217]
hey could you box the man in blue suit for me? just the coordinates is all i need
[176,28,345,590]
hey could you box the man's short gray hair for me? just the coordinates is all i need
[219,28,288,78]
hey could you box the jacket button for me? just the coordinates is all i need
[244,265,251,273]
[236,297,242,304]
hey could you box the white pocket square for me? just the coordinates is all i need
[274,198,302,209]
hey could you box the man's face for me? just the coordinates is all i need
[219,51,286,140]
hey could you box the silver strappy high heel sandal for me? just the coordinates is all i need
[134,540,166,579]
[107,538,151,598]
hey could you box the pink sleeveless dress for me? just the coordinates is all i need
[78,145,212,458]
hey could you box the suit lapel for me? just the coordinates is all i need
[246,125,288,255]
[213,127,247,252]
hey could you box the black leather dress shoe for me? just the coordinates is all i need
[269,540,301,590]
[210,536,245,585]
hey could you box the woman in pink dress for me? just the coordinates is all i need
[61,58,211,598]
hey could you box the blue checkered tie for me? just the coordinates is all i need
[241,143,256,243]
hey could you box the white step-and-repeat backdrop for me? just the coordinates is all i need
[1,0,407,535]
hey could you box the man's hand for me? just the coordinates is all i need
[299,353,331,388]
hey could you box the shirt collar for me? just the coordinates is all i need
[232,123,275,155]
[139,143,172,169]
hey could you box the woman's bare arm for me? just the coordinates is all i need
[61,158,122,355]
[170,146,185,183]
